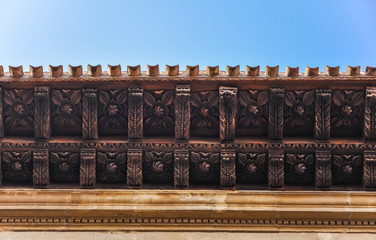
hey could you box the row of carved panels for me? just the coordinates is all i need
[1,88,366,138]
[0,150,370,188]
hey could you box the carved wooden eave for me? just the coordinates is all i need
[0,64,376,232]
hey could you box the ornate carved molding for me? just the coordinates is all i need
[220,149,236,189]
[219,86,237,142]
[364,151,376,189]
[364,87,376,141]
[127,148,142,187]
[268,87,284,140]
[315,89,331,141]
[268,150,284,189]
[174,149,189,188]
[315,151,332,189]
[32,149,49,188]
[80,148,96,188]
[34,87,50,140]
[128,86,143,140]
[175,84,190,140]
[82,89,98,140]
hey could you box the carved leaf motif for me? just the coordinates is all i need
[284,90,315,130]
[96,152,127,183]
[128,87,143,139]
[190,152,220,184]
[239,90,269,129]
[285,153,315,185]
[33,150,49,186]
[98,90,127,132]
[143,151,173,183]
[2,151,32,182]
[191,91,219,133]
[237,153,267,184]
[332,154,363,184]
[50,152,80,183]
[82,90,98,139]
[144,90,174,132]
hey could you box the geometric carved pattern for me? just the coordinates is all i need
[50,152,80,183]
[144,90,174,135]
[1,151,32,183]
[34,87,50,140]
[3,89,34,136]
[237,152,267,184]
[143,151,173,183]
[219,87,237,142]
[363,87,376,141]
[127,149,142,187]
[238,90,269,130]
[174,149,189,188]
[268,150,284,189]
[175,84,190,140]
[332,154,363,185]
[220,149,236,189]
[191,91,219,137]
[284,90,315,136]
[314,89,331,141]
[268,87,284,140]
[190,152,219,184]
[51,89,82,136]
[315,151,332,189]
[363,151,376,189]
[96,152,126,183]
[98,90,127,136]
[33,149,49,187]
[80,148,96,188]
[285,153,315,185]
[331,90,364,137]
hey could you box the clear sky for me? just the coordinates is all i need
[0,0,375,72]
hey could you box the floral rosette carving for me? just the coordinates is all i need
[144,90,174,131]
[191,91,219,130]
[238,90,268,129]
[237,153,267,183]
[50,152,80,183]
[332,154,362,184]
[285,154,315,185]
[331,90,364,129]
[143,151,173,183]
[99,90,127,130]
[284,90,315,129]
[52,89,82,132]
[3,89,34,133]
[97,152,126,183]
[2,151,32,182]
[190,152,219,183]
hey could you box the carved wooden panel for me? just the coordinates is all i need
[331,90,364,137]
[143,151,173,183]
[363,87,376,141]
[268,87,284,140]
[190,152,219,184]
[285,153,315,185]
[51,89,82,136]
[33,149,49,187]
[315,151,332,189]
[284,90,315,136]
[363,151,376,189]
[0,87,3,139]
[314,89,331,141]
[238,90,269,136]
[191,91,219,137]
[237,152,267,184]
[96,152,126,183]
[127,148,142,187]
[80,148,96,188]
[144,90,174,136]
[128,86,143,140]
[2,151,32,183]
[82,89,98,140]
[174,149,189,188]
[34,87,50,140]
[332,154,363,185]
[219,87,237,142]
[268,150,284,189]
[175,85,190,140]
[220,149,236,189]
[3,89,34,136]
[50,152,80,183]
[99,90,127,136]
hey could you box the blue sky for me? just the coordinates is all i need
[0,0,375,72]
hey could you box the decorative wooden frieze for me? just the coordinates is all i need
[80,148,96,188]
[0,87,3,139]
[2,151,32,183]
[175,84,190,140]
[50,152,80,183]
[332,154,363,185]
[315,151,332,189]
[268,87,284,140]
[128,85,143,140]
[143,151,173,183]
[364,151,376,190]
[97,152,126,183]
[127,148,142,187]
[237,152,267,184]
[238,90,269,131]
[190,151,219,184]
[33,149,49,188]
[82,89,98,140]
[174,149,189,188]
[219,86,237,142]
[314,89,331,141]
[364,87,376,141]
[220,149,236,189]
[268,150,284,189]
[285,153,315,185]
[191,91,219,137]
[34,86,50,140]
